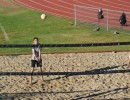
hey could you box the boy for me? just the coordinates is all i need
[31,37,43,84]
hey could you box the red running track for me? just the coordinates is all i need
[14,0,130,30]
[0,0,12,6]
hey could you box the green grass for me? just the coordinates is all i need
[0,0,130,54]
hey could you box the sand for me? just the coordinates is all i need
[0,52,130,99]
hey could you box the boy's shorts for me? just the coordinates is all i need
[31,59,42,67]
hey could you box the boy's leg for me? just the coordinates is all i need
[37,60,43,81]
[40,67,44,81]
[31,67,35,84]
[31,60,35,84]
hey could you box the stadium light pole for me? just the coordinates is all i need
[74,0,77,26]
[106,9,109,31]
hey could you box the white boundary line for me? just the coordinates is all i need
[0,23,9,41]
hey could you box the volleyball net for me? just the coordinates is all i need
[0,42,130,75]
[74,5,130,33]
[0,42,130,54]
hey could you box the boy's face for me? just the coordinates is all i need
[33,39,38,44]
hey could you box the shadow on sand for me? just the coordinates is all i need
[0,64,128,76]
[1,87,130,99]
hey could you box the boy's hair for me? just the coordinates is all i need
[33,37,39,41]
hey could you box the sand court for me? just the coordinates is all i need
[0,52,130,99]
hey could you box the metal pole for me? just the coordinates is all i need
[74,0,77,26]
[106,9,109,31]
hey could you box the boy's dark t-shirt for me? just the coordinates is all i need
[32,44,41,60]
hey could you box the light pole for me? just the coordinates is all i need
[74,0,77,26]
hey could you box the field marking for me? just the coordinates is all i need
[0,23,9,40]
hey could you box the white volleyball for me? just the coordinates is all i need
[41,14,46,20]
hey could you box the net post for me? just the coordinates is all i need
[74,0,77,26]
[106,9,109,31]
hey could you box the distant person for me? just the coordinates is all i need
[97,8,104,22]
[31,37,43,84]
[119,12,127,26]
[95,8,104,31]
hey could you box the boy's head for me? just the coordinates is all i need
[33,37,39,44]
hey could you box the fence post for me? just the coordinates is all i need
[74,0,77,26]
[106,9,109,31]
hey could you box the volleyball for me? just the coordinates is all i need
[41,14,46,20]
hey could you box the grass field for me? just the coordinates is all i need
[0,0,130,54]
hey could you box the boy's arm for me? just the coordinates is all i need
[39,48,41,60]
[32,48,37,60]
[32,48,35,55]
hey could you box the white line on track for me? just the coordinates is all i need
[45,0,73,11]
[14,0,73,18]
[76,0,130,12]
[30,0,73,15]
